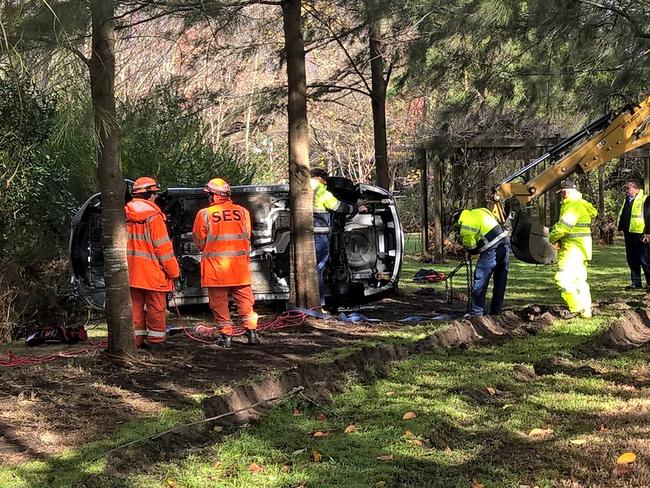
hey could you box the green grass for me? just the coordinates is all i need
[0,404,203,488]
[401,242,630,308]
[17,313,647,488]
[0,243,640,487]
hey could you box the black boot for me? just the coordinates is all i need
[245,329,260,345]
[217,334,232,348]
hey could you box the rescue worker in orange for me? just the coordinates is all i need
[192,178,260,348]
[125,177,180,349]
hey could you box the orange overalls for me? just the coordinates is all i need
[125,199,180,346]
[192,197,258,336]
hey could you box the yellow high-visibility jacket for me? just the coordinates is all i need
[549,192,598,261]
[458,208,507,254]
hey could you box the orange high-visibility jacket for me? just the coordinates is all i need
[124,199,180,291]
[193,199,252,287]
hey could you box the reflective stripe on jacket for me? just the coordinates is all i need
[458,208,508,254]
[617,190,647,234]
[193,198,252,287]
[310,178,356,233]
[549,192,598,261]
[124,199,180,291]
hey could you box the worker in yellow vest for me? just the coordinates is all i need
[618,179,650,290]
[310,168,366,309]
[549,179,597,319]
[454,207,510,316]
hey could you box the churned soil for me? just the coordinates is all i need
[0,287,465,463]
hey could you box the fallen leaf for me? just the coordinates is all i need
[317,413,327,421]
[312,450,322,462]
[444,446,453,454]
[404,430,414,437]
[248,462,264,474]
[599,423,607,432]
[502,404,513,410]
[344,424,357,434]
[213,425,224,433]
[281,464,291,473]
[312,431,328,438]
[569,439,587,446]
[211,459,221,468]
[375,482,387,487]
[402,412,417,420]
[471,480,485,488]
[617,452,637,465]
[485,387,496,396]
[385,391,396,397]
[409,439,424,446]
[166,481,177,488]
[528,428,554,437]
[293,408,302,416]
[377,454,394,461]
[291,448,307,456]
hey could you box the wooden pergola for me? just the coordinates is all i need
[414,135,650,260]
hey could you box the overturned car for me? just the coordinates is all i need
[70,178,404,309]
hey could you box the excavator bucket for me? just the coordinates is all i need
[509,209,557,264]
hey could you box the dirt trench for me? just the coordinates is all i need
[159,300,650,452]
[156,308,559,451]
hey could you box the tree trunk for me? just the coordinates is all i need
[418,148,430,257]
[282,0,320,308]
[369,18,389,190]
[89,0,135,358]
[645,152,650,196]
[431,153,444,261]
[597,166,605,217]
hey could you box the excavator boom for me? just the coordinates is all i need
[493,94,650,263]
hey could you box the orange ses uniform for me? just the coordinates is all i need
[125,198,180,346]
[192,198,258,335]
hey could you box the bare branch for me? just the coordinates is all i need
[303,3,372,94]
[308,82,371,97]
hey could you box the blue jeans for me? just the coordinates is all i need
[471,240,510,316]
[314,234,330,306]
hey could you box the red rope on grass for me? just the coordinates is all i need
[0,340,108,368]
[174,295,309,344]
[1,301,311,367]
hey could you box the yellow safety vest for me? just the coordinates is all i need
[549,193,597,261]
[458,208,507,253]
[617,190,647,234]
[311,178,343,234]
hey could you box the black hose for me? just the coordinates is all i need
[466,257,473,314]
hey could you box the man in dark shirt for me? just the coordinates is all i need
[617,179,650,290]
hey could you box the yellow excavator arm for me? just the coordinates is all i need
[491,94,650,264]
[493,94,650,223]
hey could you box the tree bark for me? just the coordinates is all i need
[431,152,444,261]
[89,0,135,357]
[418,148,430,257]
[597,166,605,217]
[282,0,320,308]
[369,18,389,190]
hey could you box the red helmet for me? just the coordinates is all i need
[204,177,231,196]
[132,177,160,195]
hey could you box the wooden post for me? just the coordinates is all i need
[418,148,430,257]
[431,152,444,261]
